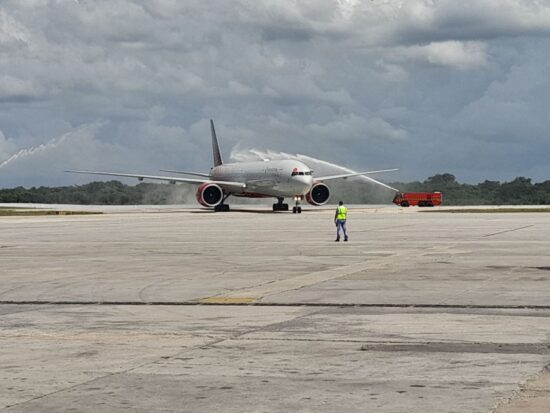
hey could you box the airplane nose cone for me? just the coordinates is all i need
[293,175,313,193]
[296,175,311,184]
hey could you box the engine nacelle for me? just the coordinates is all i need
[196,183,224,207]
[306,182,330,206]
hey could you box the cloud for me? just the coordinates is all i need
[0,9,30,50]
[389,41,488,70]
[1,0,550,187]
[304,115,408,142]
[0,130,17,162]
[452,51,550,143]
[384,0,550,45]
[0,76,44,102]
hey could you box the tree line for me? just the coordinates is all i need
[388,173,550,205]
[1,174,549,205]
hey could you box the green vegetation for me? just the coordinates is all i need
[328,173,550,205]
[0,174,549,205]
[0,181,192,205]
[386,174,550,205]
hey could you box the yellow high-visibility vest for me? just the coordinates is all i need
[336,206,347,220]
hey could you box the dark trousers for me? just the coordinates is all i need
[336,220,347,240]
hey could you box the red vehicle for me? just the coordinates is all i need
[393,192,442,207]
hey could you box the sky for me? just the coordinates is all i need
[1,0,550,188]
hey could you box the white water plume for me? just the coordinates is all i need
[0,122,105,171]
[230,147,399,192]
[0,122,119,188]
[0,135,68,170]
[230,147,350,175]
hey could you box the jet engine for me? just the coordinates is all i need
[306,182,330,206]
[196,183,224,207]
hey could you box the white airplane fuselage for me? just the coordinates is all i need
[211,159,313,198]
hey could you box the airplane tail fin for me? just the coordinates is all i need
[210,119,223,167]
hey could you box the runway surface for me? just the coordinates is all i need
[1,205,550,412]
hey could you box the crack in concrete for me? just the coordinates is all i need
[483,225,534,238]
[2,301,550,309]
[359,342,550,355]
[0,334,228,411]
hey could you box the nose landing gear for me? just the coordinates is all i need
[273,197,303,213]
[292,196,302,214]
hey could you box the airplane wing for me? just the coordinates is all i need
[315,168,399,192]
[159,169,211,178]
[65,170,246,189]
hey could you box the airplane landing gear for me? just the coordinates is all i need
[292,196,302,214]
[214,193,231,212]
[273,198,289,212]
[214,204,230,212]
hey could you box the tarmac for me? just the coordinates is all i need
[1,204,550,412]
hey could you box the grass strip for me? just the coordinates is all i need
[0,209,102,216]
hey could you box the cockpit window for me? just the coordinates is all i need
[292,168,312,176]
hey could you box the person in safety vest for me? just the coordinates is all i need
[334,201,348,242]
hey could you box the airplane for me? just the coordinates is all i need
[67,120,398,213]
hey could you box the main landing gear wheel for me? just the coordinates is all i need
[273,198,289,212]
[214,204,230,212]
[214,193,231,212]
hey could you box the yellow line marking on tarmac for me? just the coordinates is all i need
[199,297,256,304]
[216,257,404,302]
[195,246,458,305]
[209,245,457,303]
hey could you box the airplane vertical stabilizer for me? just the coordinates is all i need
[210,119,223,167]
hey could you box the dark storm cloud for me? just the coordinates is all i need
[1,0,550,188]
[390,1,550,45]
